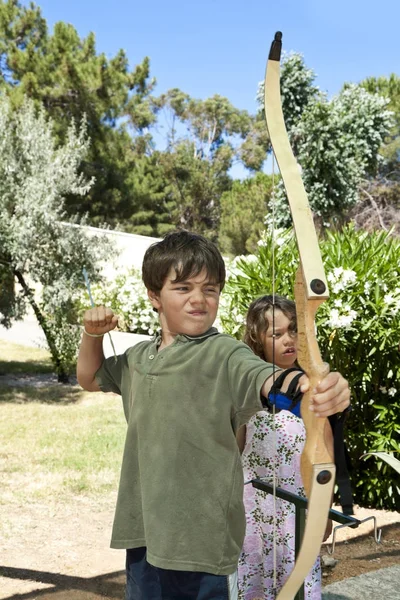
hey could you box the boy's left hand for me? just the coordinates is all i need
[299,371,350,417]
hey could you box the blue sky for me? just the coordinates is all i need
[26,0,400,116]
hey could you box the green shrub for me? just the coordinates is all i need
[220,225,400,510]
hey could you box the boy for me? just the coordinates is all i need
[77,230,350,600]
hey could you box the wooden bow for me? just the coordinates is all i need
[264,31,336,599]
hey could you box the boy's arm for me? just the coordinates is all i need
[261,369,350,418]
[77,334,104,391]
[76,306,118,392]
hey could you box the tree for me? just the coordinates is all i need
[121,152,175,237]
[0,0,160,227]
[0,2,273,238]
[257,51,320,131]
[362,74,400,170]
[348,75,400,234]
[156,89,270,238]
[0,95,113,381]
[219,173,273,255]
[257,54,393,228]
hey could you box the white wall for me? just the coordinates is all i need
[61,222,161,276]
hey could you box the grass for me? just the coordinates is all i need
[0,340,54,375]
[0,340,126,501]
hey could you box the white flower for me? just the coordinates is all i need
[327,266,344,282]
[332,282,344,293]
[384,293,394,305]
[274,234,286,247]
[342,269,357,285]
[244,254,257,263]
[388,387,396,397]
[328,268,356,293]
[328,308,339,327]
[327,307,357,329]
[379,386,387,394]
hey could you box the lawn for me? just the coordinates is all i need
[0,340,54,375]
[0,341,126,502]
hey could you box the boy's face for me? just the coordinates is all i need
[261,309,298,368]
[148,267,220,338]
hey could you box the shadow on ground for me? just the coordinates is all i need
[0,358,54,377]
[0,381,82,404]
[0,565,126,600]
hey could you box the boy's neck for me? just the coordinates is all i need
[157,326,217,351]
[158,329,177,351]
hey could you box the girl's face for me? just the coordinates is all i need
[261,308,297,369]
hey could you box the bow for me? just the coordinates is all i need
[264,32,336,599]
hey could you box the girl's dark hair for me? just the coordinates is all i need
[243,295,297,360]
[142,230,226,293]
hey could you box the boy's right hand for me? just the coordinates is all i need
[83,306,119,336]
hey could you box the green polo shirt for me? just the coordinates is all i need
[95,327,274,575]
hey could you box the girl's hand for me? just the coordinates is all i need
[83,306,119,336]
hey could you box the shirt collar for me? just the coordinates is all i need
[152,327,219,347]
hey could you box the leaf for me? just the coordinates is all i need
[361,452,400,475]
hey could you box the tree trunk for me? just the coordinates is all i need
[13,269,69,383]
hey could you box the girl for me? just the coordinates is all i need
[237,295,324,600]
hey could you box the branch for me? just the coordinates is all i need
[360,185,388,231]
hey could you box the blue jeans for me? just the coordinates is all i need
[125,547,234,600]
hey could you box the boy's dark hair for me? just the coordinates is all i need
[142,230,226,293]
[244,294,297,360]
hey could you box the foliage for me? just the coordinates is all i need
[219,173,273,256]
[156,90,269,238]
[0,0,161,229]
[257,51,321,131]
[159,140,231,240]
[257,53,393,228]
[0,2,274,238]
[220,225,400,509]
[290,85,393,226]
[1,2,397,240]
[0,94,113,380]
[121,152,175,237]
[349,74,400,235]
[361,74,400,171]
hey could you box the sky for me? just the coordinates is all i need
[26,0,400,115]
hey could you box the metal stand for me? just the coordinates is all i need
[251,478,381,600]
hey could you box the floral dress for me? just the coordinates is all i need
[238,410,321,600]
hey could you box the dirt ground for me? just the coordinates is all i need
[0,496,399,600]
[321,519,400,585]
[0,493,125,600]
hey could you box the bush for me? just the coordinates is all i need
[220,225,400,510]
